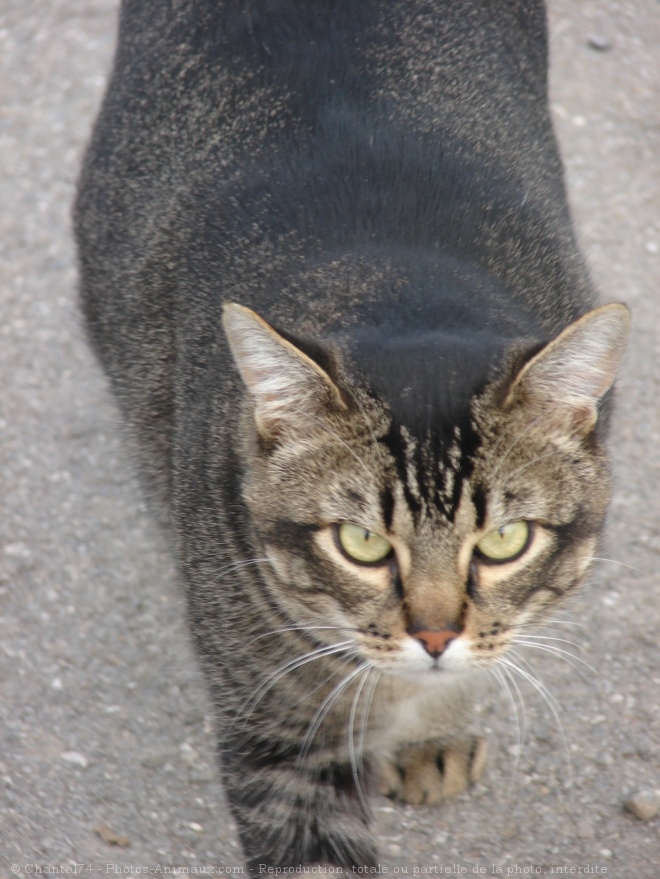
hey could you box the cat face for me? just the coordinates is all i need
[224,302,629,682]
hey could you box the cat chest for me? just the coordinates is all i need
[366,673,475,755]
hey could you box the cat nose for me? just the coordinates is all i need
[411,628,459,658]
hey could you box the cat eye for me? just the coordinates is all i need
[475,521,531,563]
[336,522,393,565]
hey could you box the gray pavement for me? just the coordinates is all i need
[1,0,658,875]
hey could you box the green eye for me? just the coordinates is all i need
[337,523,393,565]
[475,521,531,563]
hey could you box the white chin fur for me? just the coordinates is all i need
[382,636,477,679]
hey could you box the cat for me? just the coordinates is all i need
[75,0,630,870]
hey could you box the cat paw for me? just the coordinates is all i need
[378,737,487,806]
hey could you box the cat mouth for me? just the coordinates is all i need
[378,636,474,678]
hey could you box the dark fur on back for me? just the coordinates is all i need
[75,0,628,869]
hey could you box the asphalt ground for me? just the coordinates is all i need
[1,1,658,876]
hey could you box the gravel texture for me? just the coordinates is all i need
[1,1,658,876]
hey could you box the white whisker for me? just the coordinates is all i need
[227,640,356,739]
[297,662,369,767]
[499,449,562,486]
[358,667,380,786]
[510,638,599,682]
[348,666,375,818]
[500,663,529,753]
[488,413,543,482]
[306,412,373,479]
[510,633,582,651]
[490,664,527,814]
[215,557,271,578]
[247,625,351,647]
[501,652,575,802]
[531,618,592,631]
[589,557,645,575]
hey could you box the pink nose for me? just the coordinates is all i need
[412,629,458,658]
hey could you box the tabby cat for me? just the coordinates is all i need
[75,0,630,869]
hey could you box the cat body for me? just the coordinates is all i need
[75,0,629,869]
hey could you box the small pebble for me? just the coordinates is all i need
[623,789,660,821]
[588,35,612,52]
[61,751,88,768]
[180,742,198,765]
[94,823,130,848]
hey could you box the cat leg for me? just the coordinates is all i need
[378,737,487,805]
[223,753,378,869]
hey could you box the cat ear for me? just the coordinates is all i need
[506,303,630,437]
[222,303,346,440]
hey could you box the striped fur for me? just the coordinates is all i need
[76,0,629,869]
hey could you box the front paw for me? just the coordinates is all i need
[379,737,487,805]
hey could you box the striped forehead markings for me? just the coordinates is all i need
[380,422,423,517]
[380,421,477,523]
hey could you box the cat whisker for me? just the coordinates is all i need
[499,663,529,755]
[510,638,599,682]
[490,664,527,813]
[514,617,591,630]
[588,556,645,575]
[501,652,575,802]
[306,412,374,480]
[246,625,354,647]
[511,617,595,651]
[497,448,564,488]
[488,413,544,482]
[297,661,371,768]
[491,667,528,820]
[348,665,377,818]
[484,411,528,466]
[509,632,583,651]
[227,640,357,740]
[215,557,272,578]
[357,667,380,791]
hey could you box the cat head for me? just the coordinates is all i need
[222,302,629,680]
